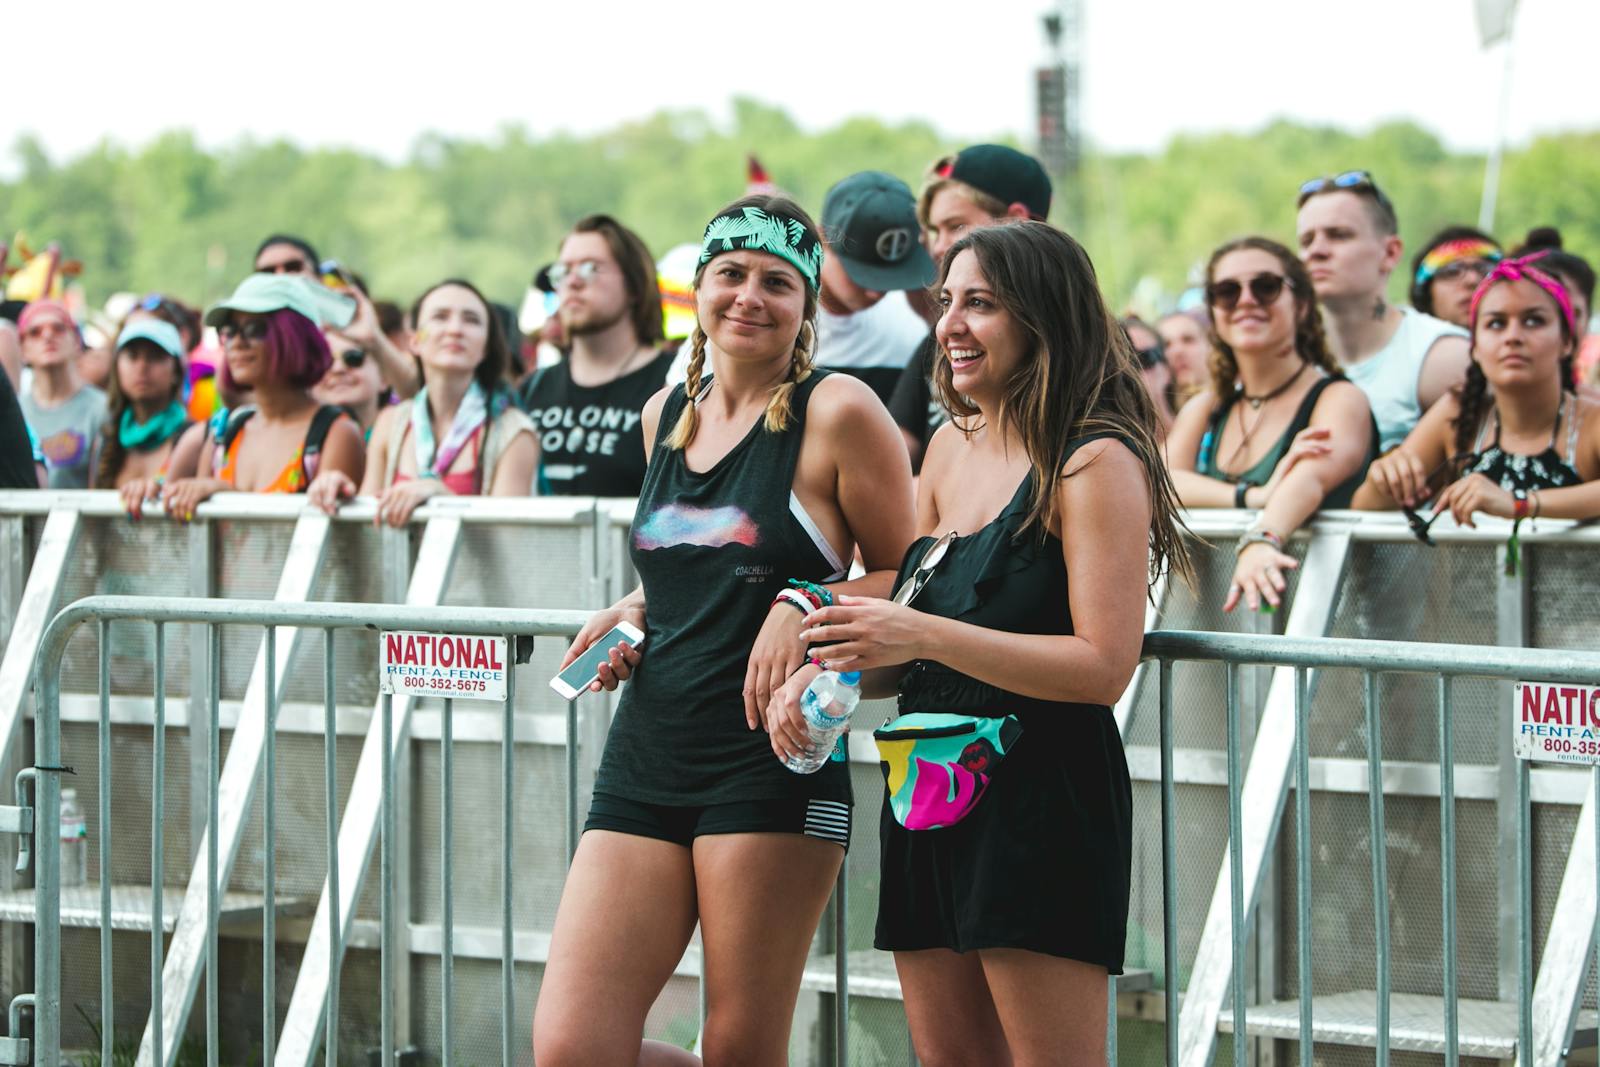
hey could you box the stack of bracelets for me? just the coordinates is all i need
[773,579,835,670]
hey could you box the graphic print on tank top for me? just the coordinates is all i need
[594,371,852,808]
[633,504,761,551]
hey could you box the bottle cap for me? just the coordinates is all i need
[839,671,861,684]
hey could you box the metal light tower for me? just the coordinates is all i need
[1038,0,1084,225]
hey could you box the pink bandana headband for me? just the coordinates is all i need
[1469,252,1579,339]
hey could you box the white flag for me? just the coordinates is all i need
[1475,0,1518,47]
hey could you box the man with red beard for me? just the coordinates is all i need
[517,216,674,497]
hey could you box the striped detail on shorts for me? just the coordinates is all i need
[803,799,851,847]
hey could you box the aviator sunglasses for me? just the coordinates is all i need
[1297,169,1396,215]
[1206,273,1291,313]
[892,531,957,606]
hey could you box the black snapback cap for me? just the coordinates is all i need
[938,144,1053,220]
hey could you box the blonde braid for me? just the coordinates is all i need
[763,319,816,433]
[665,326,709,450]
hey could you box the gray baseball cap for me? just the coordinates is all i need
[821,171,936,292]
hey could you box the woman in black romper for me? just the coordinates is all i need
[787,222,1190,1063]
[534,195,916,1066]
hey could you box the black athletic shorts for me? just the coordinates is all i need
[584,791,851,850]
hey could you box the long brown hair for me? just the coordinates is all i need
[932,222,1191,586]
[1204,236,1339,400]
[665,194,820,450]
[567,214,665,344]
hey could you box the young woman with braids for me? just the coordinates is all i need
[533,195,916,1067]
[773,221,1189,1063]
[1355,253,1600,523]
[1165,236,1377,611]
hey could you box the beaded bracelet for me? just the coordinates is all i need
[787,578,834,608]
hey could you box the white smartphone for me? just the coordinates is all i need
[549,621,645,699]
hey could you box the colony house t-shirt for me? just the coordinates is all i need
[517,348,674,497]
[21,384,107,489]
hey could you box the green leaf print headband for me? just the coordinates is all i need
[698,206,824,293]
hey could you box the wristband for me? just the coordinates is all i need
[1531,488,1542,520]
[1512,489,1530,520]
[1234,481,1251,508]
[1236,529,1284,555]
[772,589,816,616]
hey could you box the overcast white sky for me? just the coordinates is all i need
[8,0,1594,170]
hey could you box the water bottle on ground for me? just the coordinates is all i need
[784,670,862,775]
[60,787,87,888]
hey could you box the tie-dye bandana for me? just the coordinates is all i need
[1415,238,1501,287]
[698,206,823,293]
[873,713,1023,831]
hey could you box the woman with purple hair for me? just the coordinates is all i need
[153,274,365,519]
[1356,253,1600,526]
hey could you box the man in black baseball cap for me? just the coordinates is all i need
[887,144,1055,469]
[813,171,937,403]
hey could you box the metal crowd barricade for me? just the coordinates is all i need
[1144,629,1600,1067]
[22,596,589,1067]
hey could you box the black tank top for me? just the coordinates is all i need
[518,348,674,497]
[1460,392,1584,492]
[595,371,852,806]
[1197,376,1376,509]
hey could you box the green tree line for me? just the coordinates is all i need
[5,98,1596,316]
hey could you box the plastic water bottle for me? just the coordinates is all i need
[784,670,862,775]
[60,788,87,888]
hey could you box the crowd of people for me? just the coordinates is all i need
[3,146,1599,1063]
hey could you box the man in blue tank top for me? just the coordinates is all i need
[1296,171,1470,450]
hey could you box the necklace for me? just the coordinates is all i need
[1241,360,1310,410]
[1224,361,1312,472]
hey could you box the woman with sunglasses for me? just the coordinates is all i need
[1166,237,1376,612]
[96,321,202,506]
[1410,227,1502,330]
[774,222,1186,1064]
[308,278,536,526]
[312,328,387,440]
[533,196,915,1067]
[1354,254,1600,523]
[152,274,365,519]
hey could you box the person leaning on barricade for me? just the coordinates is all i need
[531,195,916,1067]
[1353,252,1600,535]
[130,274,366,520]
[1165,237,1377,612]
[94,320,202,499]
[308,278,536,525]
[1509,228,1597,397]
[772,221,1188,1063]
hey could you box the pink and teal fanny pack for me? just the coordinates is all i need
[873,712,1022,830]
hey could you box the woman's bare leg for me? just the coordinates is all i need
[533,830,699,1067]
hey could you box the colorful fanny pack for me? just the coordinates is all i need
[873,712,1022,830]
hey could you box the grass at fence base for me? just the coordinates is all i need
[71,1003,236,1067]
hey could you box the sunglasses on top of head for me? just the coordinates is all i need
[1206,273,1292,313]
[1296,169,1396,215]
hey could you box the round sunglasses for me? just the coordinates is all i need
[1206,273,1292,313]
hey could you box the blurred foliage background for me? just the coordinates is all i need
[4,98,1595,316]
